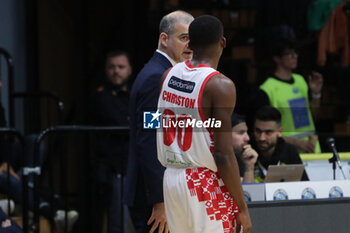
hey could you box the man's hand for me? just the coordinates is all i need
[308,71,323,95]
[1,219,11,228]
[241,145,258,169]
[241,145,258,183]
[284,137,315,153]
[235,209,252,233]
[147,202,168,233]
[295,139,315,153]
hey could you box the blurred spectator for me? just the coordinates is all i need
[314,0,350,123]
[89,50,131,233]
[252,38,323,153]
[252,106,309,182]
[316,1,349,67]
[231,113,258,183]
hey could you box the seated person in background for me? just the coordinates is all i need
[254,39,323,153]
[0,155,78,233]
[252,106,309,182]
[231,113,258,183]
[0,101,78,233]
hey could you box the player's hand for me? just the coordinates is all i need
[308,71,323,95]
[242,145,258,168]
[296,139,315,153]
[147,202,168,233]
[235,209,252,233]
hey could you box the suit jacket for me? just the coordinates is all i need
[125,51,172,206]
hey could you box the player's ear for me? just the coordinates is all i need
[220,36,226,48]
[159,32,168,48]
[277,126,283,137]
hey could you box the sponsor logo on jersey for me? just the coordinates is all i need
[292,86,299,94]
[168,76,195,93]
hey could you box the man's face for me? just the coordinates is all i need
[253,120,282,153]
[105,55,132,86]
[274,49,298,71]
[166,22,193,63]
[232,122,250,155]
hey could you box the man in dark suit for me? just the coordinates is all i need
[125,10,193,233]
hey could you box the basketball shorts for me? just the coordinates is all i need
[163,167,239,233]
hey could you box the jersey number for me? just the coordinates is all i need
[162,109,192,151]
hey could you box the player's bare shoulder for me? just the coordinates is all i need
[204,73,236,108]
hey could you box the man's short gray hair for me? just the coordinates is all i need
[159,10,194,35]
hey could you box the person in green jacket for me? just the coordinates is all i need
[254,39,323,153]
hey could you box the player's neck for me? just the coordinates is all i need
[274,68,293,81]
[190,55,219,69]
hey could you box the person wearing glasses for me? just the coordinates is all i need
[253,39,323,153]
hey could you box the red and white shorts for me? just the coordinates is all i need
[163,167,239,233]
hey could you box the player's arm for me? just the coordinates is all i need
[146,69,173,233]
[205,74,252,233]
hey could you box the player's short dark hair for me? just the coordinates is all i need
[255,106,281,125]
[271,38,296,57]
[231,113,246,128]
[188,15,223,50]
[105,50,131,65]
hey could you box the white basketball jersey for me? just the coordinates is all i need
[157,60,220,172]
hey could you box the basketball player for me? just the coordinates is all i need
[157,15,252,233]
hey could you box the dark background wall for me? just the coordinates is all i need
[0,0,27,131]
[2,0,341,132]
[34,0,158,128]
[1,0,350,232]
